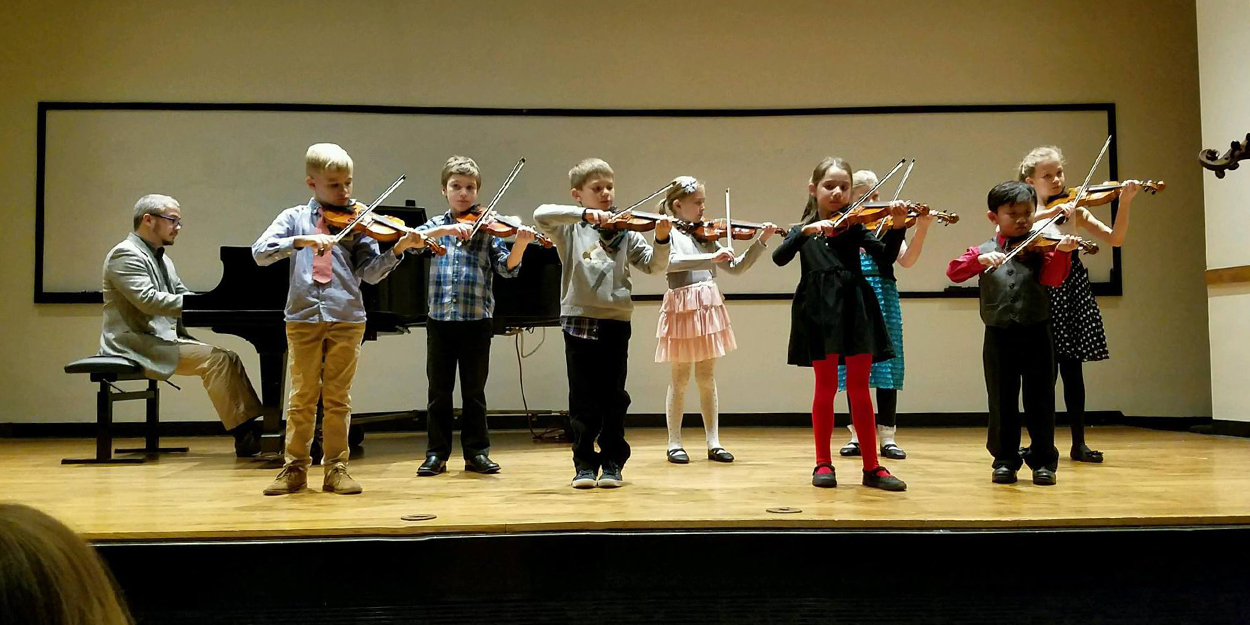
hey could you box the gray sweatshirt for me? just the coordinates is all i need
[533,205,670,321]
[665,228,767,289]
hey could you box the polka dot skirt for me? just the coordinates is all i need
[1047,253,1109,362]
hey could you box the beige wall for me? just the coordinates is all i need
[0,0,1210,425]
[1198,0,1250,423]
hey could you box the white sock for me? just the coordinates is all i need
[846,424,859,445]
[878,424,897,448]
[666,362,692,451]
[694,358,721,450]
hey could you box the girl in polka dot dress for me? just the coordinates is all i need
[1019,146,1140,463]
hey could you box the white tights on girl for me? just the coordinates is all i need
[665,358,721,451]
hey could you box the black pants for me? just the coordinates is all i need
[1057,357,1088,447]
[425,319,493,460]
[564,320,632,472]
[876,388,897,427]
[983,323,1059,471]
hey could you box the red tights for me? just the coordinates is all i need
[812,353,881,473]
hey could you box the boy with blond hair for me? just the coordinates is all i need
[412,156,536,476]
[252,143,427,495]
[534,158,672,489]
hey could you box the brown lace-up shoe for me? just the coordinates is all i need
[322,464,363,495]
[263,465,307,496]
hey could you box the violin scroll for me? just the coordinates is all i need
[1199,133,1249,179]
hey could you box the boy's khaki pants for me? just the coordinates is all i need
[282,321,366,472]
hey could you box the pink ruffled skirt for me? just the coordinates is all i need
[655,281,737,363]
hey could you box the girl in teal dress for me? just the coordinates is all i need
[838,170,936,460]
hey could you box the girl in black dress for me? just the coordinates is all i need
[772,156,909,491]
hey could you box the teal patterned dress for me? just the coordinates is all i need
[838,251,904,391]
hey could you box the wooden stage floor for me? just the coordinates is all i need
[6,426,1249,542]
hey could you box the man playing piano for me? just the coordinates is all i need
[99,194,267,457]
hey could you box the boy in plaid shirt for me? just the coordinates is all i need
[414,156,536,476]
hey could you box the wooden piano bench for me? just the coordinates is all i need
[61,356,189,465]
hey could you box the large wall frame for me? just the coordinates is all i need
[33,101,1121,304]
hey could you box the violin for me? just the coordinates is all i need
[455,205,553,248]
[864,206,959,233]
[590,182,685,234]
[1044,180,1165,210]
[830,201,928,232]
[322,202,447,255]
[1006,233,1099,256]
[1199,133,1249,179]
[677,218,786,243]
[594,209,669,232]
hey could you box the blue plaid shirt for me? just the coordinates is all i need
[416,212,521,321]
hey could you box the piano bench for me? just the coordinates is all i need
[61,356,189,465]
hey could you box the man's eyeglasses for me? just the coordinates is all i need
[152,214,182,227]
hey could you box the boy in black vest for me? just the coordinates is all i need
[946,181,1077,486]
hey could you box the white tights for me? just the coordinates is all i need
[665,358,721,451]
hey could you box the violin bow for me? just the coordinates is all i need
[988,135,1111,273]
[874,158,915,238]
[607,181,679,221]
[326,174,407,249]
[830,158,906,230]
[724,188,734,255]
[465,158,527,243]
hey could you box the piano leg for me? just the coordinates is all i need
[257,349,287,456]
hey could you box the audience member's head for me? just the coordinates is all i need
[0,503,133,625]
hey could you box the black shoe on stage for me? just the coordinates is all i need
[992,466,1018,484]
[667,448,690,464]
[839,441,861,457]
[1032,468,1057,486]
[1070,444,1104,463]
[232,420,262,458]
[811,463,837,488]
[880,443,907,460]
[417,456,447,476]
[707,448,734,463]
[862,466,906,491]
[464,454,501,474]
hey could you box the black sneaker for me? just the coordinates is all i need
[862,466,906,491]
[571,468,597,489]
[1032,468,1057,486]
[992,466,1018,484]
[597,463,624,488]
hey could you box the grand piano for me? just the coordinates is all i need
[183,202,561,454]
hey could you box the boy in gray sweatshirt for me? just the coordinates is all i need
[533,158,672,489]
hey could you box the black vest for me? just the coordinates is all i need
[976,238,1051,328]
